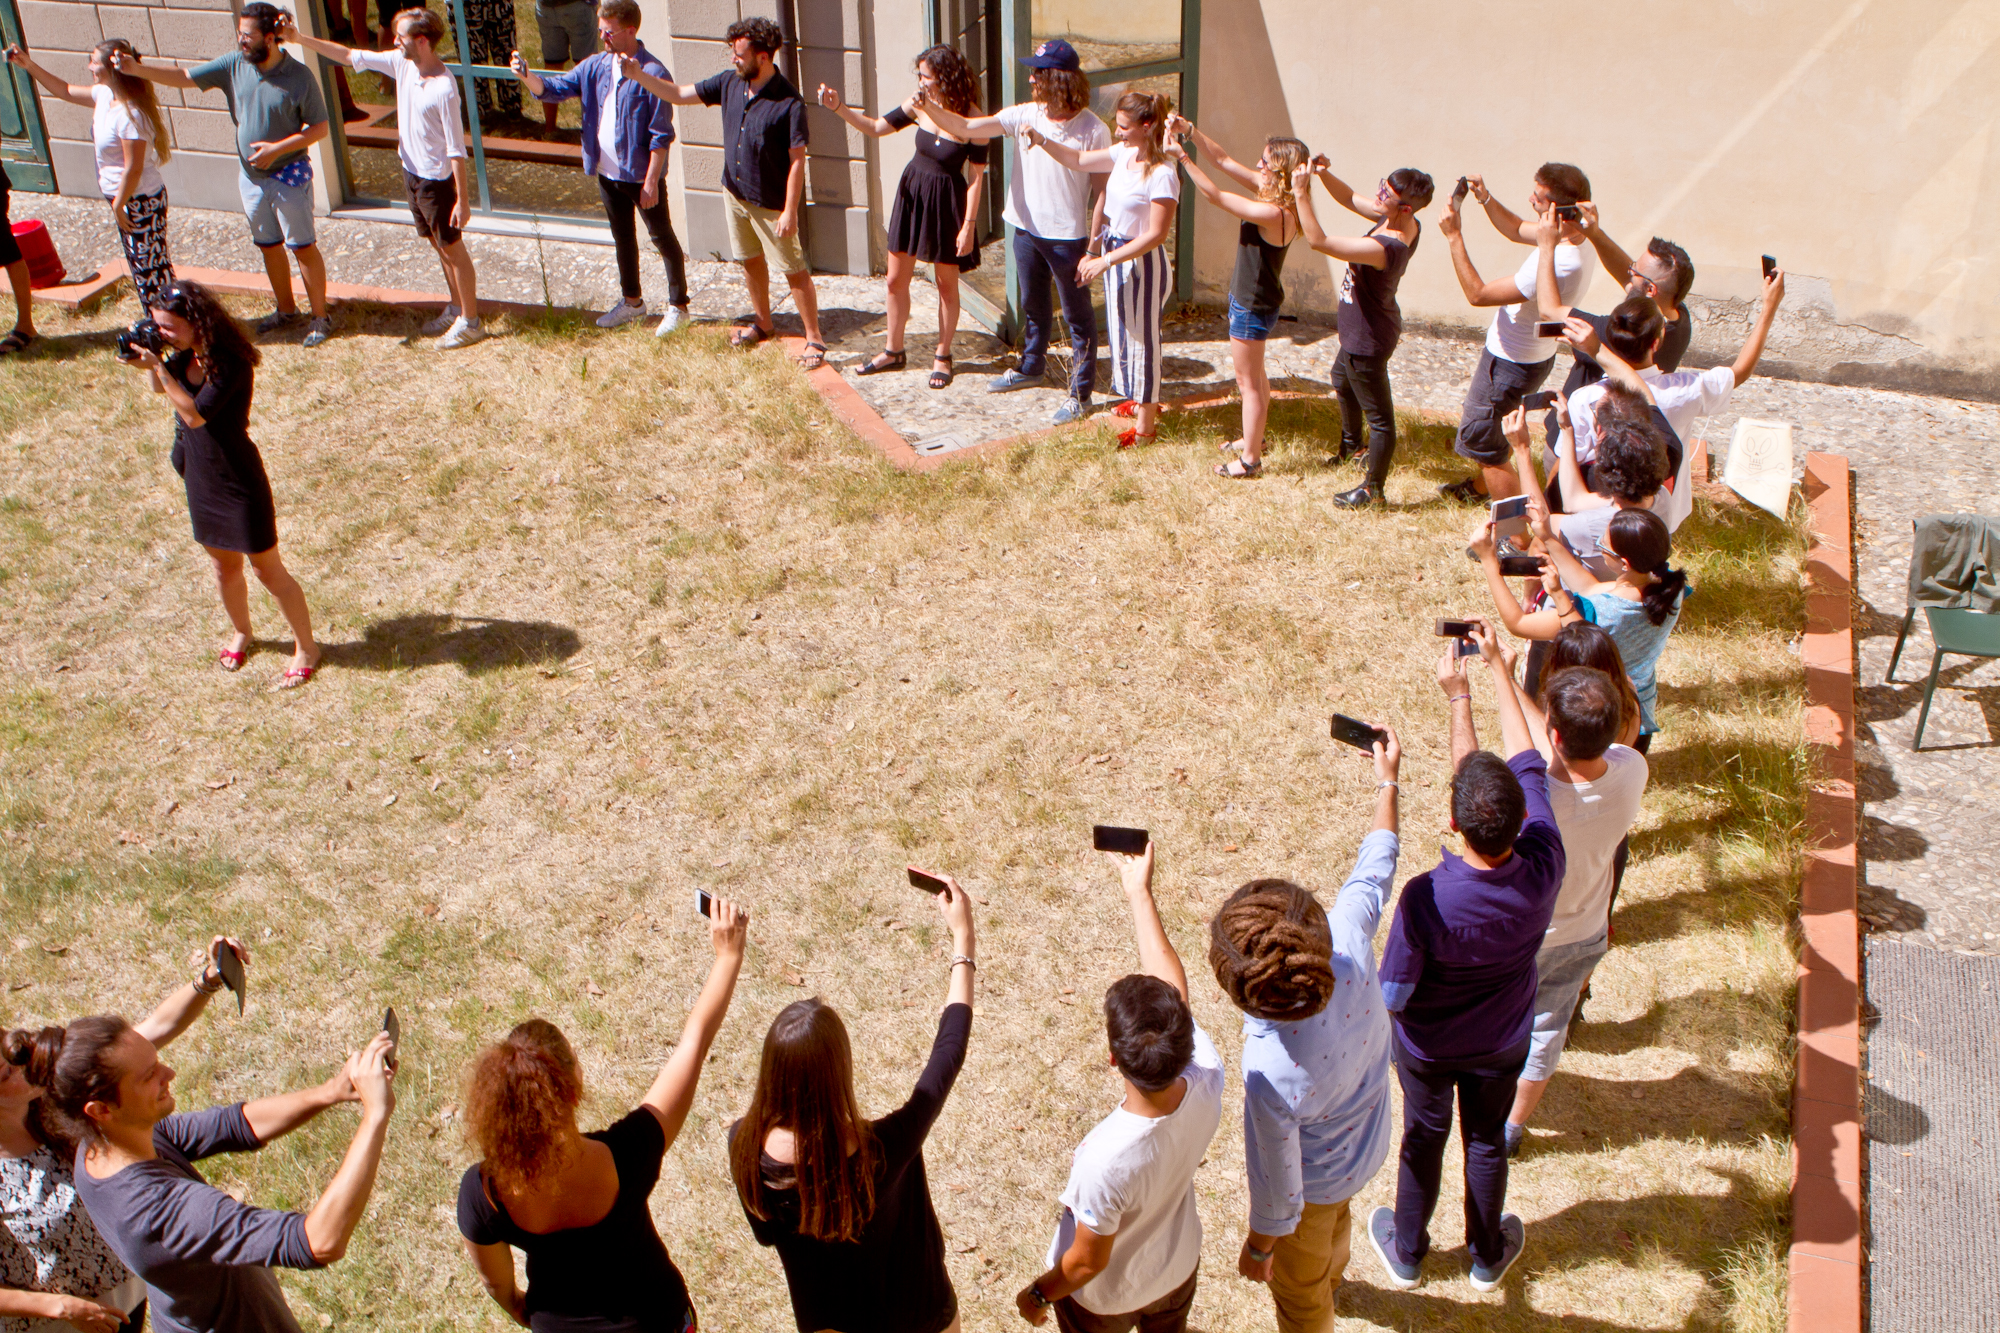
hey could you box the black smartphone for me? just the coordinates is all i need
[907,866,949,895]
[1499,553,1547,577]
[694,889,714,917]
[1452,176,1469,204]
[1330,714,1386,752]
[214,940,245,1015]
[1455,637,1482,658]
[1761,254,1777,279]
[1534,320,1568,338]
[1436,618,1476,638]
[1092,825,1150,856]
[1554,203,1581,222]
[381,1006,400,1072]
[1523,389,1557,411]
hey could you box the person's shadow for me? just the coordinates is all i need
[320,613,581,676]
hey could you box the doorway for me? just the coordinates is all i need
[0,0,56,192]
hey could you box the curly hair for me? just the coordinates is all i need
[915,45,978,117]
[1032,66,1091,120]
[463,1019,584,1193]
[1258,136,1310,214]
[1209,879,1336,1020]
[156,281,260,370]
[725,15,783,55]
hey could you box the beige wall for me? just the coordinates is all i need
[1192,0,2000,395]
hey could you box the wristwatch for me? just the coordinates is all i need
[1028,1283,1052,1310]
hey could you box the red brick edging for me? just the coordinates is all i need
[1793,452,1861,1331]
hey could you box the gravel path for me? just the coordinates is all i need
[23,192,2000,953]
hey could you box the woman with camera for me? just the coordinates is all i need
[1,936,246,1333]
[729,874,975,1333]
[6,38,176,313]
[120,282,320,688]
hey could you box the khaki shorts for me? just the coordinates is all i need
[726,192,808,274]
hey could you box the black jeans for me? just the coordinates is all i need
[597,176,688,306]
[1332,346,1397,491]
[1392,1028,1530,1269]
[1013,228,1096,400]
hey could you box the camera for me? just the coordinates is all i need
[115,318,164,362]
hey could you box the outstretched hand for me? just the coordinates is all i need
[816,82,842,112]
[1501,404,1530,450]
[705,895,748,962]
[1371,725,1402,783]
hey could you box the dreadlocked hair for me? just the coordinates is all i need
[1208,878,1336,1020]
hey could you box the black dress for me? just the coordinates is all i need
[735,1003,971,1333]
[883,106,986,270]
[166,349,277,555]
[456,1110,694,1333]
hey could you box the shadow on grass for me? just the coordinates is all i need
[321,613,581,675]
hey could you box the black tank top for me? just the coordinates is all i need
[1229,217,1291,317]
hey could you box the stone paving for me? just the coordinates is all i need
[20,192,2000,953]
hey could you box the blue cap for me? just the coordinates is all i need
[1021,38,1082,72]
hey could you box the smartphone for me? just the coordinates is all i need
[1522,389,1557,411]
[1330,714,1386,753]
[694,888,714,917]
[214,940,246,1015]
[1435,618,1476,638]
[381,1006,400,1072]
[907,866,949,895]
[1490,494,1531,541]
[1499,553,1547,577]
[1455,637,1482,658]
[1534,321,1568,338]
[1761,254,1777,280]
[1092,825,1149,856]
[1451,176,1469,205]
[1554,203,1581,222]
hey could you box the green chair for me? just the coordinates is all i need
[1887,514,2000,683]
[1909,608,2000,749]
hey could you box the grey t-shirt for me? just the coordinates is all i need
[186,51,327,181]
[71,1105,320,1333]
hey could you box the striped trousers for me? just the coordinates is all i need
[1103,234,1170,405]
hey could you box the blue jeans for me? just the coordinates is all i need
[1013,229,1095,400]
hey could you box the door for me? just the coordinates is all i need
[932,0,1007,331]
[0,0,56,191]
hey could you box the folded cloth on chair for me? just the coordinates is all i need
[1909,513,2000,611]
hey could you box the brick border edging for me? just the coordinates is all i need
[1793,452,1862,1331]
[29,260,569,325]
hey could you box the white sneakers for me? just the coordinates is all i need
[438,316,487,350]
[596,300,648,329]
[655,305,692,337]
[422,304,459,337]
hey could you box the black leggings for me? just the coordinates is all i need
[597,176,688,306]
[1332,347,1397,491]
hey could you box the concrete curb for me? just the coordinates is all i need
[29,258,570,324]
[1793,452,1862,1332]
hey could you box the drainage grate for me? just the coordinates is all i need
[913,432,978,457]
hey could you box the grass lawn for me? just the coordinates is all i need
[0,293,1804,1332]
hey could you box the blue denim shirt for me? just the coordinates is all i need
[534,46,674,182]
[1240,829,1398,1235]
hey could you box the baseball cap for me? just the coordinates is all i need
[1022,38,1082,72]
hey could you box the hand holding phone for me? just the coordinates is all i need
[1436,619,1475,638]
[907,866,950,895]
[380,1007,400,1072]
[212,938,247,1015]
[1761,254,1777,280]
[1330,714,1387,752]
[1554,203,1581,222]
[1092,825,1149,857]
[1533,320,1567,338]
[1522,389,1557,411]
[1490,494,1531,542]
[1498,553,1546,577]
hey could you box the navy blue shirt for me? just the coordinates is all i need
[1379,750,1566,1061]
[695,68,809,210]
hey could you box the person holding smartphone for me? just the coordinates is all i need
[1,937,246,1333]
[1435,163,1594,506]
[457,897,748,1333]
[730,879,974,1333]
[1208,730,1401,1332]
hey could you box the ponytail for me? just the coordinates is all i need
[1642,563,1689,627]
[1116,90,1173,171]
[1605,508,1688,627]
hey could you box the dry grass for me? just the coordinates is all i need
[0,292,1804,1332]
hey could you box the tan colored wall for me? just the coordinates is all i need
[1192,0,2000,396]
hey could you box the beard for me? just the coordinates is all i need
[241,36,270,62]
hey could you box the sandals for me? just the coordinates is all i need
[1216,456,1263,479]
[796,341,828,371]
[272,661,319,692]
[1116,428,1157,450]
[856,349,907,376]
[217,647,247,673]
[0,329,35,356]
[1112,400,1138,419]
[730,322,773,349]
[928,355,954,390]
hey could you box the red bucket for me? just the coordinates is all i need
[10,220,65,288]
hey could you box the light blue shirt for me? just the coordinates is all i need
[1240,829,1398,1236]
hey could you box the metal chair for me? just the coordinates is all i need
[1909,608,2000,749]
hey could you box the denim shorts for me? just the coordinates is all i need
[1521,933,1610,1082]
[1228,295,1277,342]
[238,169,316,250]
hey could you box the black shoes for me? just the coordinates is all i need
[1333,485,1380,509]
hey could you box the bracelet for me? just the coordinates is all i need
[1447,693,1471,703]
[192,966,224,995]
[1376,781,1398,792]
[1245,1244,1274,1263]
[950,955,976,972]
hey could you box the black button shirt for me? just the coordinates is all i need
[696,68,810,210]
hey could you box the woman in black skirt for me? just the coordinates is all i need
[818,46,988,389]
[121,282,321,689]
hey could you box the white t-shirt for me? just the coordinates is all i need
[91,86,164,199]
[994,102,1110,240]
[351,49,466,182]
[1485,244,1588,365]
[1543,745,1649,947]
[1046,1024,1224,1314]
[1101,143,1179,240]
[1568,363,1736,530]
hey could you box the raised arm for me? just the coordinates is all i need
[1169,114,1260,191]
[917,90,1008,140]
[1022,124,1116,174]
[300,1033,396,1263]
[1311,156,1385,221]
[507,48,546,98]
[1169,140,1282,225]
[274,13,355,66]
[1109,840,1187,1001]
[817,83,904,137]
[1732,267,1785,385]
[1291,165,1387,267]
[639,898,747,1147]
[1534,210,1568,320]
[1439,196,1525,307]
[1576,202,1634,284]
[3,45,93,106]
[612,52,701,105]
[1439,647,1480,770]
[134,936,246,1048]
[1466,173,1533,244]
[1468,623,1534,758]
[107,46,196,88]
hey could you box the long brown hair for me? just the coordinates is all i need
[916,44,978,117]
[96,39,172,166]
[1032,66,1091,120]
[6,1016,132,1153]
[1259,136,1309,213]
[1116,91,1172,171]
[1541,622,1641,739]
[730,999,879,1243]
[463,1020,584,1193]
